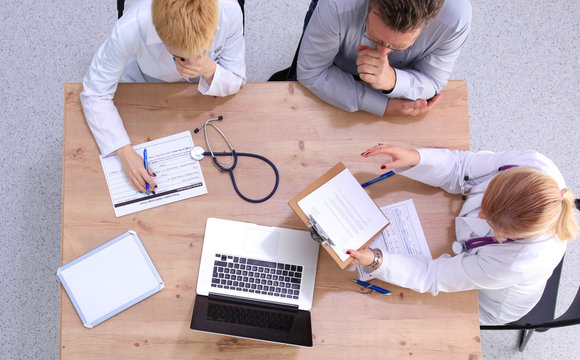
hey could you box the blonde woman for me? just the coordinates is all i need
[81,0,246,192]
[348,145,578,325]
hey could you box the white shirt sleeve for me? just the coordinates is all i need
[369,251,525,295]
[397,148,566,194]
[198,0,246,96]
[80,16,137,156]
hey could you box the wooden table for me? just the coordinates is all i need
[62,81,481,359]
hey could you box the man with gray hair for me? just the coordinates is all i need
[297,0,471,117]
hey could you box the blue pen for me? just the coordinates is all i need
[143,148,149,194]
[352,279,392,295]
[360,171,395,188]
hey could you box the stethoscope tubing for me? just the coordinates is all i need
[461,165,518,200]
[194,116,280,203]
[203,150,280,203]
[453,236,516,254]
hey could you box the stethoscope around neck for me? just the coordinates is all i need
[452,237,515,255]
[460,165,518,200]
[190,116,279,203]
[454,164,520,253]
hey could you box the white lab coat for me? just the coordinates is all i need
[80,0,246,156]
[368,149,567,325]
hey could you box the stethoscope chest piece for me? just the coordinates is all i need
[452,241,465,255]
[191,146,206,161]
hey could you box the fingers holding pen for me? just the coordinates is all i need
[128,167,156,195]
[140,167,157,195]
[117,145,158,194]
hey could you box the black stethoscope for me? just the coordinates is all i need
[460,165,518,200]
[190,116,279,203]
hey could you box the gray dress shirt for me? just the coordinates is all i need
[297,0,472,116]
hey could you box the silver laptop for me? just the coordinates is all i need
[190,218,319,347]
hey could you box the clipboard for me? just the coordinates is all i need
[57,231,164,328]
[289,162,389,269]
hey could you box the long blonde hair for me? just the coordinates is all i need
[480,167,578,242]
[152,0,219,58]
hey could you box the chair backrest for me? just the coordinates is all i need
[481,200,580,331]
[118,0,124,19]
[511,257,564,327]
[539,286,580,329]
[481,257,565,330]
[529,199,580,330]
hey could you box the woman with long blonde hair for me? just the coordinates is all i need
[348,145,578,325]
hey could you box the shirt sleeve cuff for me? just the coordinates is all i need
[359,87,389,116]
[102,136,132,157]
[197,63,225,96]
[396,149,443,180]
[197,65,224,95]
[388,68,411,98]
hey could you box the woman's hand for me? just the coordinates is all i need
[174,52,217,83]
[346,248,375,266]
[116,144,157,193]
[361,144,420,171]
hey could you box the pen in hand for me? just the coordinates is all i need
[143,148,149,194]
[352,279,392,295]
[361,171,395,188]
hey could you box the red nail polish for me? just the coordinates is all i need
[346,250,352,255]
[381,165,386,169]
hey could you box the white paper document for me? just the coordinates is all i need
[100,131,207,217]
[297,168,389,261]
[357,199,431,280]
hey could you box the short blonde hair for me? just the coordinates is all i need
[481,167,578,242]
[152,0,219,58]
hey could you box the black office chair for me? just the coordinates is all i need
[481,199,580,351]
[117,0,245,28]
[268,0,318,81]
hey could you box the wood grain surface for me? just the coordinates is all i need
[61,81,480,359]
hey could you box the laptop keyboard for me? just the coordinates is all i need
[212,253,303,300]
[207,302,294,331]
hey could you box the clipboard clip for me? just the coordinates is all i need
[307,215,335,247]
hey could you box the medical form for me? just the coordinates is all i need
[99,131,208,217]
[357,199,431,280]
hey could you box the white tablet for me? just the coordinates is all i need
[57,231,164,328]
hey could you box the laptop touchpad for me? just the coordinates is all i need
[244,228,280,258]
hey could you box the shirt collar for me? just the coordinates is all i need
[146,20,163,45]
